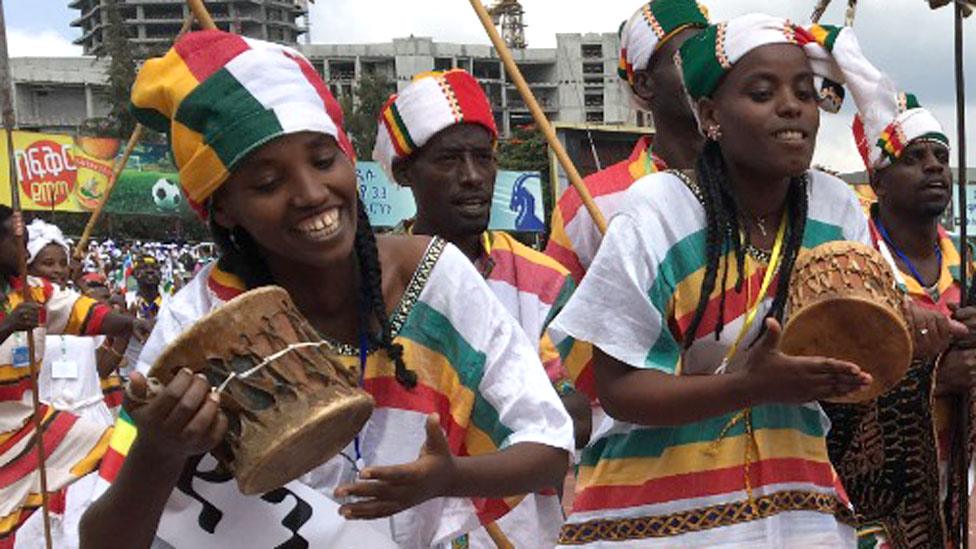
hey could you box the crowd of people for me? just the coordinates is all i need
[1,1,974,547]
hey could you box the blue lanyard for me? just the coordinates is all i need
[875,218,943,288]
[353,331,368,467]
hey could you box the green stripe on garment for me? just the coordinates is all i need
[578,403,826,467]
[802,218,846,249]
[173,68,284,169]
[543,275,577,329]
[130,104,173,134]
[398,301,514,448]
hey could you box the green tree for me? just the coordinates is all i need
[340,73,395,159]
[100,0,138,138]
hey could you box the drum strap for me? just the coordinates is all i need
[707,211,787,515]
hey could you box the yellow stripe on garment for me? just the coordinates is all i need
[70,426,114,476]
[547,208,574,250]
[64,295,99,336]
[670,250,763,322]
[210,264,247,292]
[492,232,572,276]
[351,340,478,434]
[108,416,137,456]
[6,286,49,310]
[0,364,30,384]
[539,333,561,366]
[563,339,593,382]
[0,493,43,535]
[131,50,201,128]
[577,427,827,488]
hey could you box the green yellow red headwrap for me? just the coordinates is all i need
[130,30,353,218]
[617,0,709,86]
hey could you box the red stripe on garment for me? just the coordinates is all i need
[572,457,837,512]
[673,269,779,341]
[487,247,567,306]
[472,494,515,525]
[174,30,250,81]
[0,409,77,485]
[0,377,33,403]
[573,362,598,403]
[98,447,126,483]
[555,163,633,229]
[544,239,586,285]
[363,376,470,455]
[82,303,111,336]
[0,405,48,455]
[102,388,124,410]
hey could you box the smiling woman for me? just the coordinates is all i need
[78,29,573,549]
[549,14,881,547]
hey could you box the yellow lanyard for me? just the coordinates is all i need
[720,213,788,369]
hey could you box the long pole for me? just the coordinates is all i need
[954,1,971,546]
[467,0,608,234]
[74,13,196,258]
[0,2,53,548]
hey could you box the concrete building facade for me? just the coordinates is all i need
[299,33,649,138]
[70,0,309,56]
[10,57,113,132]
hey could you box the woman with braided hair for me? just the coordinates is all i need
[548,14,958,548]
[79,30,573,548]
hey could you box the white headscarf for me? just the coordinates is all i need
[27,219,69,265]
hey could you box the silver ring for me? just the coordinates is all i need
[919,328,930,336]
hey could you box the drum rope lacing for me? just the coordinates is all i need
[212,342,329,394]
[705,210,788,515]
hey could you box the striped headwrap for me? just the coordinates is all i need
[676,13,846,106]
[808,21,954,171]
[130,30,353,218]
[617,0,709,86]
[372,69,497,181]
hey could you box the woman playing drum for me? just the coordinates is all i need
[550,14,959,548]
[79,30,573,548]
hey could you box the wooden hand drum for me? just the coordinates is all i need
[780,241,912,403]
[148,286,374,495]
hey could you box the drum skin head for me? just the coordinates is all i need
[780,296,912,404]
[149,286,375,495]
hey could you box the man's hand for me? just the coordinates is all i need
[904,301,968,360]
[0,302,43,337]
[936,348,976,396]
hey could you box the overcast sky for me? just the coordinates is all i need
[6,0,976,172]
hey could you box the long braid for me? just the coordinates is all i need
[683,140,733,349]
[354,200,417,388]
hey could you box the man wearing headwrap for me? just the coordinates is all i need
[374,68,586,547]
[544,0,709,286]
[0,208,143,543]
[814,34,976,543]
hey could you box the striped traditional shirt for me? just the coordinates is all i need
[545,137,663,285]
[550,170,869,547]
[0,277,113,544]
[95,238,573,548]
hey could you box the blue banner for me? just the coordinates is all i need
[356,161,546,232]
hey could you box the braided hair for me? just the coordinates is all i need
[210,200,417,388]
[681,139,809,350]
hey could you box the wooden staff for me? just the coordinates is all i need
[0,2,53,547]
[73,13,197,258]
[953,1,970,546]
[467,0,608,234]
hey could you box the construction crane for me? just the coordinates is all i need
[486,0,527,49]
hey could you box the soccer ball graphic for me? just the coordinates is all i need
[152,178,182,211]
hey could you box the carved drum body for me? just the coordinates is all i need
[149,286,374,495]
[780,241,912,403]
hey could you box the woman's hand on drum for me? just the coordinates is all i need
[125,368,228,462]
[334,414,456,520]
[904,302,968,360]
[744,318,873,403]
